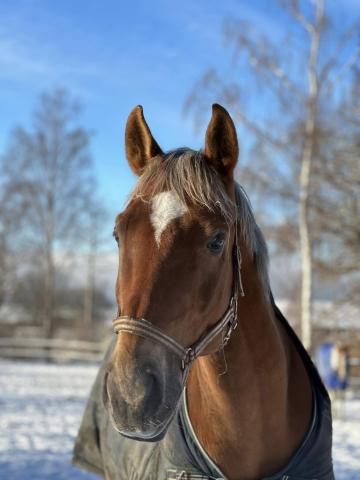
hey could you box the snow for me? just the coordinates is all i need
[0,361,98,480]
[0,361,359,479]
[275,299,360,330]
[332,393,360,479]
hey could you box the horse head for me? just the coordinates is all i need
[103,104,242,440]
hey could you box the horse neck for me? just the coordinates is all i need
[186,262,312,480]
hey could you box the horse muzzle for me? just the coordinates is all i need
[103,339,183,441]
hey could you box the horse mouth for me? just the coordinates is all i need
[107,396,180,442]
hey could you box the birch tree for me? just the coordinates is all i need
[311,71,360,302]
[1,89,100,336]
[82,204,108,337]
[186,0,359,349]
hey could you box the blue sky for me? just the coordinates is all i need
[0,0,358,227]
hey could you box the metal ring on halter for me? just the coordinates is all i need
[113,231,243,378]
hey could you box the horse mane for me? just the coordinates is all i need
[130,148,269,290]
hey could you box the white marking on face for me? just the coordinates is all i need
[150,191,188,246]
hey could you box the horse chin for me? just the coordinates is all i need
[110,406,178,443]
[119,429,167,442]
[118,412,176,442]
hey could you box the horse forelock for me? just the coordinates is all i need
[129,149,235,221]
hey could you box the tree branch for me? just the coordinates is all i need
[224,20,305,103]
[325,46,360,96]
[281,0,316,35]
[232,108,289,151]
[319,18,360,86]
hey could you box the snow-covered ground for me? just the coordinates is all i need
[0,361,359,479]
[0,361,99,480]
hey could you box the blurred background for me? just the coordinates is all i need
[0,0,359,479]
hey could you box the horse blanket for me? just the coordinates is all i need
[73,304,335,480]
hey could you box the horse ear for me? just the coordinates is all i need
[204,104,239,178]
[125,105,163,175]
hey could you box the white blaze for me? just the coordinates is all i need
[150,191,188,246]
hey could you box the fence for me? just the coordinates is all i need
[0,337,359,385]
[0,337,106,363]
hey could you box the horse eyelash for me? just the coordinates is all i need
[113,227,119,243]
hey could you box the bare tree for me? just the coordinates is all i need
[186,0,359,349]
[0,172,23,309]
[82,204,108,338]
[1,89,102,336]
[0,231,7,307]
[0,183,8,307]
[311,71,360,299]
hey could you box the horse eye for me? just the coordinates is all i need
[207,234,225,254]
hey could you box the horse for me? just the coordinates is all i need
[73,104,334,479]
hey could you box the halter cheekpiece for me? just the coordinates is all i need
[113,227,244,382]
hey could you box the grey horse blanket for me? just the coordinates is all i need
[73,305,335,480]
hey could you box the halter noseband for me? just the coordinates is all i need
[113,229,244,382]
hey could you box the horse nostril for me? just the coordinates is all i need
[142,371,162,415]
[138,362,158,388]
[146,376,162,413]
[144,370,156,391]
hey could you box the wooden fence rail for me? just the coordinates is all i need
[1,337,359,384]
[0,337,107,363]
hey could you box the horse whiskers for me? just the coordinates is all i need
[144,416,169,430]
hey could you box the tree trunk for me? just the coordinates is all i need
[299,160,313,350]
[43,245,55,337]
[43,190,55,338]
[299,0,324,350]
[83,248,96,339]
